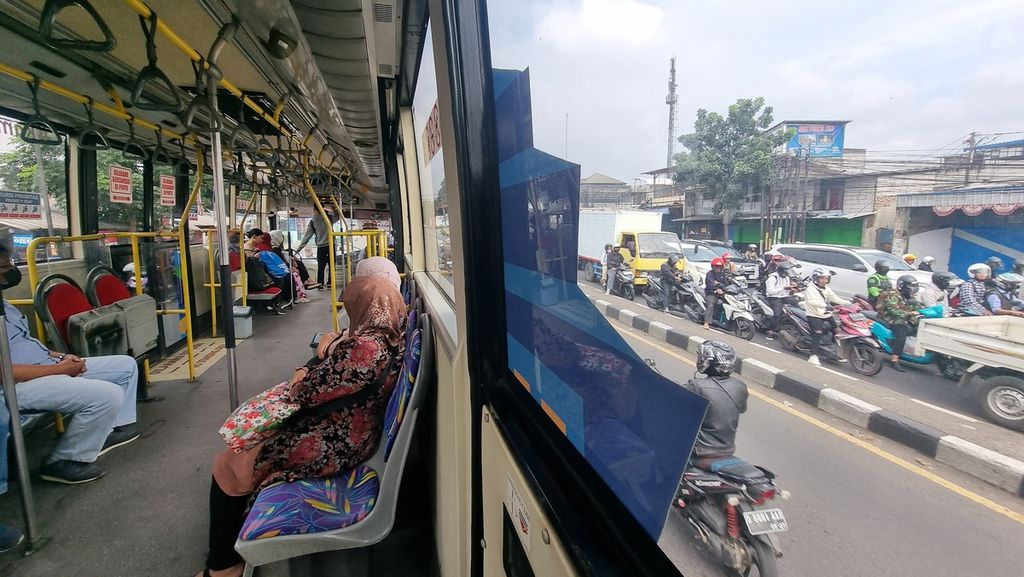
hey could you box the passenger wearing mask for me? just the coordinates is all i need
[918,256,935,272]
[866,260,892,306]
[984,273,1024,318]
[902,253,917,268]
[959,263,993,315]
[876,276,923,372]
[703,257,729,330]
[600,243,613,287]
[764,261,796,339]
[296,210,337,290]
[659,254,686,311]
[919,271,958,309]
[743,244,759,261]
[685,340,748,466]
[803,268,850,366]
[0,243,141,485]
[198,276,406,577]
[605,245,625,296]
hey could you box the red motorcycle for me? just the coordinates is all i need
[777,302,884,376]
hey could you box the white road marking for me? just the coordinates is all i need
[748,341,777,354]
[818,366,862,382]
[910,398,980,423]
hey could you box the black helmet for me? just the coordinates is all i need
[667,254,679,266]
[696,340,736,377]
[874,259,890,275]
[604,243,613,251]
[986,256,1004,272]
[931,271,958,290]
[777,261,794,275]
[897,275,919,297]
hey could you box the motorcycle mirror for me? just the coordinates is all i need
[644,358,656,368]
[830,270,838,276]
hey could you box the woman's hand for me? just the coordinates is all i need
[316,331,342,359]
[287,366,309,395]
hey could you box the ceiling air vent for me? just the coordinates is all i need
[373,2,394,23]
[372,1,398,78]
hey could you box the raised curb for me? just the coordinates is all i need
[586,294,1024,498]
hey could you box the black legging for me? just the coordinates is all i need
[316,245,330,286]
[206,477,251,571]
[889,323,910,358]
[808,316,836,358]
[768,297,786,332]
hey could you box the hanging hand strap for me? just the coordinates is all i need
[130,12,183,112]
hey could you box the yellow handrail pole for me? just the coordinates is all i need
[327,196,351,284]
[176,154,205,382]
[25,234,105,339]
[304,177,338,331]
[206,231,217,337]
[128,234,153,386]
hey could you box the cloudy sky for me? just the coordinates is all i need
[486,0,1024,183]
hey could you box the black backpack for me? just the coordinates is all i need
[245,256,274,291]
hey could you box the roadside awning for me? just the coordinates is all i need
[805,210,876,219]
[896,185,1024,210]
[0,213,68,231]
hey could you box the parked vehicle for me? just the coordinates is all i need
[916,315,1024,430]
[577,209,662,283]
[676,458,787,577]
[867,304,965,380]
[683,240,759,285]
[703,240,762,283]
[773,243,934,299]
[777,302,884,375]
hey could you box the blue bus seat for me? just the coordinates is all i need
[234,314,433,567]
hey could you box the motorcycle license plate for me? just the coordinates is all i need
[849,313,866,321]
[742,508,789,535]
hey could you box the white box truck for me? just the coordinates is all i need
[577,209,665,285]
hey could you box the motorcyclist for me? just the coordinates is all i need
[600,243,613,287]
[866,259,892,306]
[658,254,686,312]
[876,275,923,372]
[743,244,759,260]
[1014,259,1024,276]
[902,253,917,268]
[605,245,625,296]
[803,268,850,366]
[764,261,796,340]
[959,263,993,315]
[919,271,958,308]
[703,257,729,330]
[986,256,1004,275]
[685,340,748,466]
[918,256,935,272]
[984,272,1024,318]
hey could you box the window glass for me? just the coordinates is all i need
[856,249,912,271]
[95,149,146,243]
[801,249,831,265]
[828,251,861,270]
[412,22,454,297]
[637,232,683,257]
[0,114,71,263]
[779,247,807,262]
[153,165,180,231]
[681,242,719,262]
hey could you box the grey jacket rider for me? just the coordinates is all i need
[685,375,749,458]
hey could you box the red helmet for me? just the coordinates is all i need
[711,257,726,268]
[722,252,732,261]
[771,254,785,262]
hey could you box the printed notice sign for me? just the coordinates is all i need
[505,475,532,553]
[0,191,42,218]
[109,165,133,204]
[160,175,176,207]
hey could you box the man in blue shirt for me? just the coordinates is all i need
[1,242,140,487]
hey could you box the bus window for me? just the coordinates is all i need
[95,149,146,243]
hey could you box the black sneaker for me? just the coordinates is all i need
[39,460,105,484]
[0,523,24,554]
[98,424,141,457]
[890,361,906,372]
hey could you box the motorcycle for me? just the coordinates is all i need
[643,274,700,316]
[868,304,966,380]
[688,282,757,340]
[677,457,789,577]
[606,267,635,300]
[777,302,884,375]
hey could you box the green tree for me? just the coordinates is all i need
[674,97,790,237]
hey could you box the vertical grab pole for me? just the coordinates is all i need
[129,234,154,399]
[304,173,337,331]
[207,74,239,411]
[0,288,44,552]
[177,149,204,382]
[207,231,217,337]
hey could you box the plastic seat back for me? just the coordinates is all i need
[34,274,92,352]
[86,265,132,306]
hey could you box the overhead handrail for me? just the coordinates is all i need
[76,97,110,150]
[130,12,183,112]
[121,115,149,161]
[151,130,174,166]
[228,100,259,154]
[183,58,222,134]
[173,137,193,176]
[39,0,116,52]
[20,77,64,146]
[254,136,278,165]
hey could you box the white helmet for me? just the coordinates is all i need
[922,256,935,264]
[967,263,991,278]
[811,267,832,283]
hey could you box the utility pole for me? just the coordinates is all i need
[564,113,569,158]
[964,131,979,186]
[665,56,678,167]
[799,147,809,242]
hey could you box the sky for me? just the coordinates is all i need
[486,0,1024,183]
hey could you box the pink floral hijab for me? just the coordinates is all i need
[342,275,405,347]
[355,257,401,289]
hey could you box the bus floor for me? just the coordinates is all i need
[0,292,439,577]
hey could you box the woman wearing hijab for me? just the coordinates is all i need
[268,230,310,303]
[354,256,401,290]
[197,276,406,577]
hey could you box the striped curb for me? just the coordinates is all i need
[590,296,1024,497]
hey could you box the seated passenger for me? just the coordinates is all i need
[354,256,401,290]
[270,230,310,304]
[197,276,406,577]
[0,242,141,484]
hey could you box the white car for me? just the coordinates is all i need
[679,240,759,285]
[772,243,935,299]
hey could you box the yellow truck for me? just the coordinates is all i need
[615,230,688,290]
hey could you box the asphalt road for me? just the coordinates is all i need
[625,326,1024,577]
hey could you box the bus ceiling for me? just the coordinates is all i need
[0,0,396,210]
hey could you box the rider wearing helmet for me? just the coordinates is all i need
[744,244,759,261]
[986,256,1004,275]
[764,261,797,338]
[704,257,730,330]
[658,254,686,311]
[685,341,748,462]
[984,272,1024,318]
[959,263,993,314]
[902,253,917,267]
[605,245,625,296]
[803,268,851,365]
[918,256,935,272]
[876,275,924,372]
[866,259,892,305]
[919,271,959,308]
[1014,259,1024,276]
[600,243,613,287]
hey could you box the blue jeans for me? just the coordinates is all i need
[13,355,138,464]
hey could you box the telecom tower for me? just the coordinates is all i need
[665,56,678,167]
